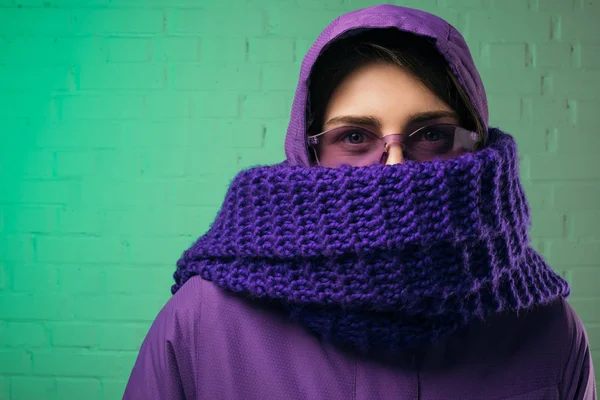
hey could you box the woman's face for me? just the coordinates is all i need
[318,62,461,167]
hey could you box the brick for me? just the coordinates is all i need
[0,350,32,374]
[581,44,600,68]
[0,37,107,65]
[32,349,137,377]
[71,9,163,35]
[117,120,192,148]
[478,68,542,95]
[57,378,101,400]
[183,143,241,178]
[59,266,107,294]
[535,43,573,68]
[567,266,600,298]
[263,64,298,91]
[36,236,126,264]
[0,66,74,91]
[553,182,600,210]
[0,377,8,400]
[190,92,239,118]
[549,240,600,266]
[156,37,200,62]
[583,0,600,12]
[0,119,38,149]
[171,63,261,91]
[50,323,98,348]
[536,0,580,11]
[295,39,314,63]
[293,0,345,9]
[249,38,295,63]
[34,120,123,148]
[104,267,171,295]
[242,92,293,118]
[96,323,150,351]
[15,0,111,5]
[554,126,600,155]
[79,64,166,90]
[0,322,47,347]
[13,265,60,292]
[576,100,599,128]
[201,37,246,62]
[266,8,340,37]
[521,182,554,210]
[56,151,97,177]
[0,263,6,291]
[71,294,168,321]
[263,119,288,155]
[4,179,80,205]
[501,123,548,154]
[586,323,600,350]
[145,93,191,119]
[529,97,572,126]
[0,235,35,262]
[487,95,521,124]
[0,93,54,118]
[59,95,147,119]
[570,211,600,238]
[529,210,565,237]
[98,205,213,237]
[238,148,281,169]
[1,149,56,179]
[0,293,74,319]
[568,298,600,322]
[561,11,600,43]
[57,207,102,235]
[81,179,167,206]
[126,237,191,265]
[488,44,526,69]
[95,149,143,179]
[0,9,71,35]
[168,9,265,36]
[137,147,187,177]
[98,207,168,235]
[166,178,229,207]
[50,321,150,351]
[211,120,265,148]
[487,0,527,10]
[0,206,58,234]
[465,11,551,42]
[552,71,600,100]
[528,153,600,180]
[108,38,152,63]
[102,380,128,400]
[105,0,233,5]
[11,377,56,399]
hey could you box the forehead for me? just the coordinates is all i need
[323,63,453,126]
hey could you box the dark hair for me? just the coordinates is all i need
[307,29,484,139]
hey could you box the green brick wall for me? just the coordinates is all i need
[0,0,599,399]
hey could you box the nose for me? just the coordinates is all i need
[382,134,404,165]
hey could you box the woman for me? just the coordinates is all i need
[124,5,596,399]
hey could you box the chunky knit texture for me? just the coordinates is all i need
[173,129,570,355]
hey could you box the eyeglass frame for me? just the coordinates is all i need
[307,123,483,166]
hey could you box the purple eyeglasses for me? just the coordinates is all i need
[307,124,481,167]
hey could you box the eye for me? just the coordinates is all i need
[344,130,366,144]
[423,129,441,141]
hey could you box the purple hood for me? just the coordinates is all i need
[284,4,489,166]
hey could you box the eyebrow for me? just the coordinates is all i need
[324,110,459,129]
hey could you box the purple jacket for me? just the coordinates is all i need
[124,277,595,399]
[124,5,596,399]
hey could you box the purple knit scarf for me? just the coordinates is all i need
[172,129,570,356]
